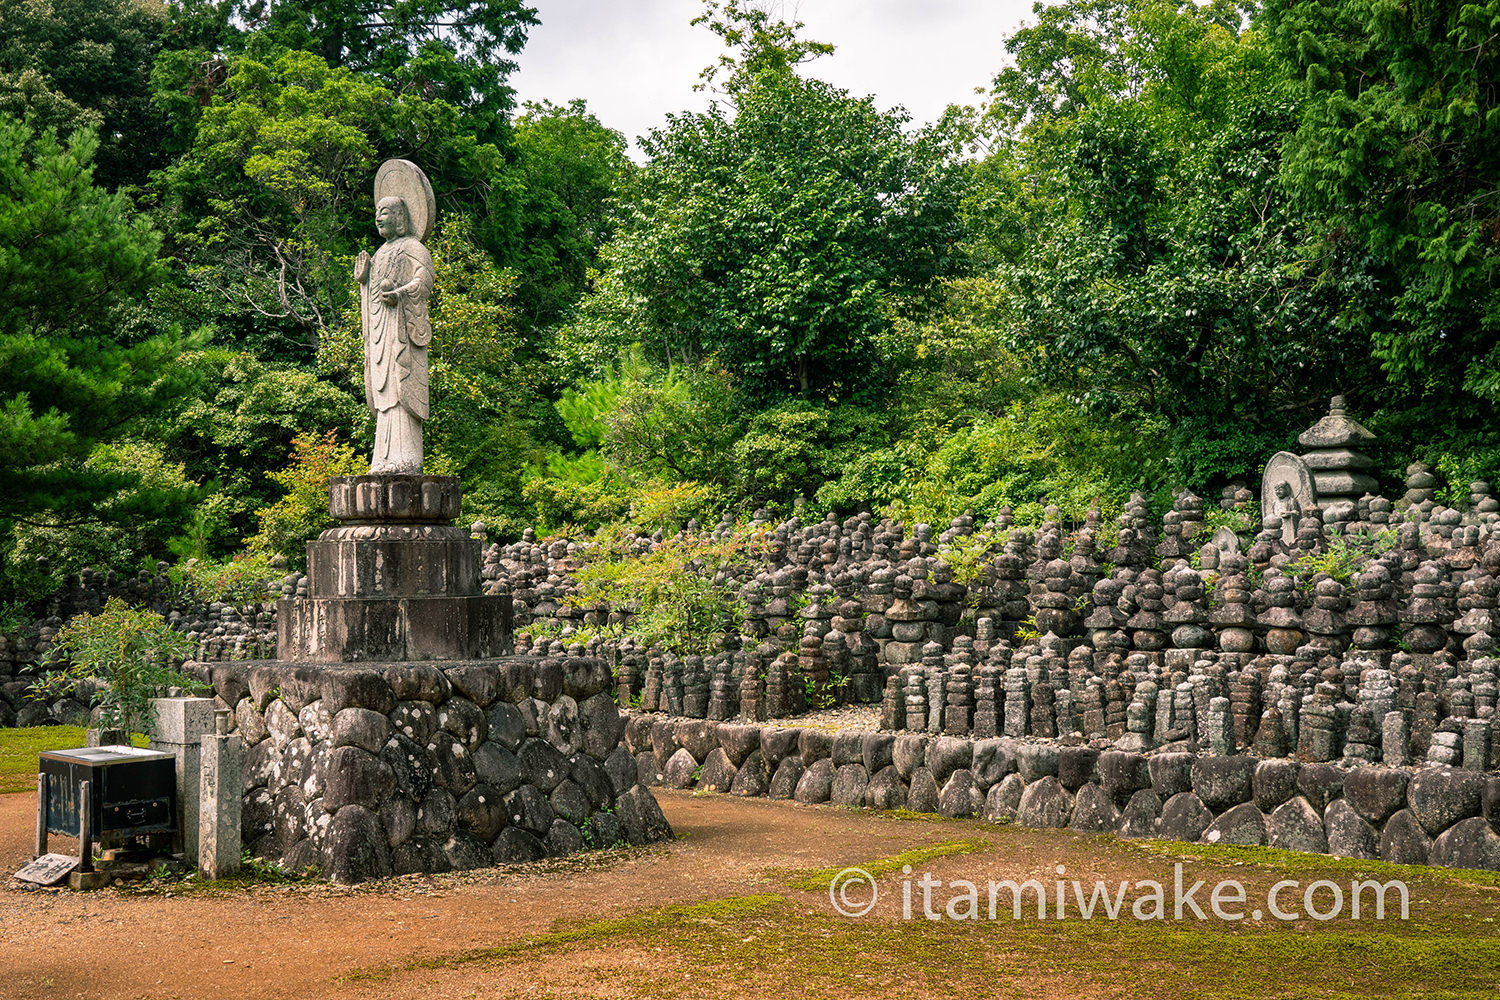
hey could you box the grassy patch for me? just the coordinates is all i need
[1128,838,1500,891]
[338,881,1500,999]
[328,824,1500,999]
[0,726,87,793]
[339,894,786,984]
[876,807,965,823]
[0,726,148,794]
[776,836,990,892]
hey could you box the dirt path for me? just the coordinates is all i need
[0,788,983,1000]
[4,785,1500,1000]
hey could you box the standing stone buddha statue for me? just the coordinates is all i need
[355,159,436,475]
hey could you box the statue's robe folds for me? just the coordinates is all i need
[362,235,434,474]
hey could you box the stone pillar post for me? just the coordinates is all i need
[149,696,216,859]
[198,709,242,879]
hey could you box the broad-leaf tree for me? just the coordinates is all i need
[575,4,964,401]
[1264,0,1500,403]
[232,0,537,130]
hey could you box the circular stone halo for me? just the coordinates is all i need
[374,158,436,242]
[1261,450,1316,517]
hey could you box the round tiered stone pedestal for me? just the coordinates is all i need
[277,475,512,663]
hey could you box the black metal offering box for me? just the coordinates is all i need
[39,745,177,842]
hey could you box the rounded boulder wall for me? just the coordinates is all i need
[1096,751,1148,807]
[937,769,982,819]
[392,835,452,876]
[697,748,739,794]
[892,734,928,779]
[379,795,418,848]
[504,784,555,836]
[322,745,396,812]
[603,745,638,797]
[1343,767,1410,824]
[545,696,583,756]
[381,732,434,800]
[1070,782,1121,833]
[795,758,835,804]
[1148,753,1194,799]
[517,738,570,792]
[1117,789,1162,839]
[437,697,487,747]
[1379,808,1434,865]
[472,741,523,796]
[730,750,771,797]
[718,723,763,767]
[906,767,940,814]
[570,754,616,810]
[1190,756,1256,812]
[972,739,1017,791]
[583,810,623,850]
[865,766,907,811]
[544,818,585,857]
[1324,799,1378,860]
[1407,768,1486,837]
[486,702,526,750]
[663,747,700,789]
[927,736,974,784]
[984,773,1024,822]
[615,785,674,845]
[768,756,805,799]
[331,707,391,754]
[1057,747,1100,792]
[1157,792,1213,843]
[323,804,392,883]
[860,733,895,775]
[1016,776,1074,828]
[1429,816,1500,871]
[1202,802,1267,847]
[1016,744,1059,783]
[457,784,507,841]
[1267,797,1328,854]
[1252,759,1300,813]
[549,779,592,827]
[429,731,478,796]
[579,693,624,759]
[493,826,547,864]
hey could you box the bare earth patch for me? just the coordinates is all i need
[3,786,1499,999]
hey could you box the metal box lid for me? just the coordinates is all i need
[40,746,176,766]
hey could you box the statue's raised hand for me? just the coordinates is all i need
[354,251,370,283]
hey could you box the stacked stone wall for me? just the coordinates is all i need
[1,563,281,727]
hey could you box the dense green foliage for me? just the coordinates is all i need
[31,597,201,737]
[2,0,1498,601]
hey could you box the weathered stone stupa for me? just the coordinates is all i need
[1298,394,1378,508]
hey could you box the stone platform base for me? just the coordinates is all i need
[277,593,511,662]
[192,656,673,883]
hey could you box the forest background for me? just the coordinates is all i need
[3,0,1499,602]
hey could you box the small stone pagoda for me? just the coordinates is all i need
[1297,394,1378,508]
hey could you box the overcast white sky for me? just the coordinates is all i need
[511,1,1037,153]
